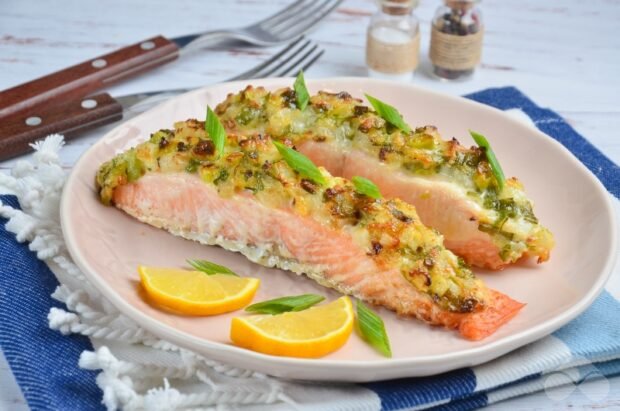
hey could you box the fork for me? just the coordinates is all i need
[0,38,324,161]
[0,0,341,119]
[177,0,342,51]
[121,37,324,113]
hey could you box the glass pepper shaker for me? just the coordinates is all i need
[429,0,483,80]
[366,0,420,81]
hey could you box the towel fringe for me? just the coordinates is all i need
[1,135,302,411]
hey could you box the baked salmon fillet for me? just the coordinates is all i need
[213,86,555,269]
[96,120,524,340]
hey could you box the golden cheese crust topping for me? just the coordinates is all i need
[213,86,553,264]
[96,119,487,313]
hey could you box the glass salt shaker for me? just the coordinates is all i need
[366,0,420,81]
[430,0,484,80]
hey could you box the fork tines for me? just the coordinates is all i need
[230,37,324,80]
[260,0,343,40]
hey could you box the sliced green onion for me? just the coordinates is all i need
[245,294,325,315]
[351,176,382,199]
[185,158,200,173]
[293,70,310,111]
[273,141,326,186]
[205,106,226,157]
[187,259,238,276]
[356,300,392,357]
[469,130,506,191]
[126,151,145,182]
[364,94,411,134]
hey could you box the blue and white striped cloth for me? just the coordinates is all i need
[1,87,619,411]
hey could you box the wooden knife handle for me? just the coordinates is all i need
[0,35,178,119]
[0,93,123,161]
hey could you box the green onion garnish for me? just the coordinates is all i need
[126,151,145,182]
[356,300,392,357]
[469,130,506,191]
[293,70,310,111]
[205,106,226,157]
[187,259,238,276]
[351,176,382,199]
[365,94,411,134]
[245,294,325,315]
[273,141,326,186]
[185,158,200,173]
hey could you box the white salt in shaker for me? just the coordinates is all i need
[366,0,420,81]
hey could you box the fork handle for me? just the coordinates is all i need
[0,93,123,161]
[0,35,178,119]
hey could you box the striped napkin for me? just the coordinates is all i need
[1,87,618,411]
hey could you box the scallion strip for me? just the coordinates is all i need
[205,106,226,157]
[293,70,310,111]
[470,130,506,191]
[365,94,411,133]
[245,294,325,315]
[352,176,382,199]
[273,141,326,186]
[187,259,238,276]
[356,300,392,357]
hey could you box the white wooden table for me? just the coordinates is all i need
[1,0,618,409]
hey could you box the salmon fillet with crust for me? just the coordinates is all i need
[96,120,524,340]
[214,86,555,269]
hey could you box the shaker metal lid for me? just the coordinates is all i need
[445,0,480,11]
[380,0,418,16]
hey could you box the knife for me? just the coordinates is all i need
[0,37,324,161]
[0,0,342,121]
[0,91,177,160]
[0,36,181,121]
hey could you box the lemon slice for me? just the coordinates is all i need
[230,296,354,358]
[139,266,259,315]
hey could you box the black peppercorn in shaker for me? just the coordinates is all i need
[429,0,483,80]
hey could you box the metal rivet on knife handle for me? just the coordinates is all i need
[140,41,156,50]
[0,36,179,120]
[81,99,98,109]
[91,59,107,68]
[0,93,124,162]
[25,116,42,126]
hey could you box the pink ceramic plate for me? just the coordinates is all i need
[61,78,616,382]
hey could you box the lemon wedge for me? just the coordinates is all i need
[230,296,354,358]
[138,266,259,315]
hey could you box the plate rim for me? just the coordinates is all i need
[60,77,618,381]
